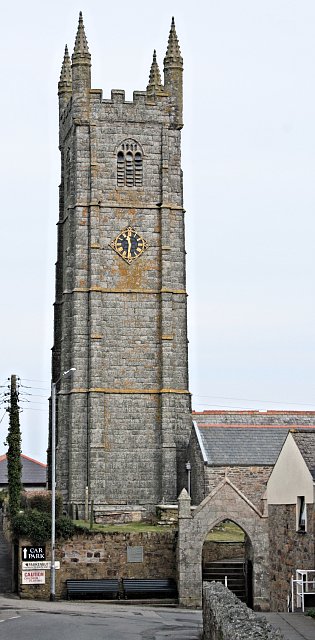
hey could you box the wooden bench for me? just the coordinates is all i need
[122,578,177,599]
[66,579,120,600]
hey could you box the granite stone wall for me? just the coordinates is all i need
[19,529,177,600]
[203,541,245,564]
[204,466,271,512]
[268,504,315,611]
[203,582,283,640]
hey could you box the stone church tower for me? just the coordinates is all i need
[52,13,191,518]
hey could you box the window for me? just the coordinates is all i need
[116,140,143,187]
[297,496,307,532]
[117,151,125,186]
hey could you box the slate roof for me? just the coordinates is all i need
[0,454,47,486]
[292,430,315,480]
[192,410,315,427]
[194,424,289,466]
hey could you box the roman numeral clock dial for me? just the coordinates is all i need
[110,226,147,264]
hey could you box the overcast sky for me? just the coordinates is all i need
[0,0,314,462]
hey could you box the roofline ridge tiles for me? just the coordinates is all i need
[192,410,315,415]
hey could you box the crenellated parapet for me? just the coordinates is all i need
[58,14,183,128]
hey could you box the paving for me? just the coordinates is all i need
[260,611,315,640]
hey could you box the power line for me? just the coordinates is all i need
[20,384,50,391]
[19,391,48,399]
[21,407,48,413]
[21,378,50,384]
[193,394,315,407]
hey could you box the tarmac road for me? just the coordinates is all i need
[0,596,202,640]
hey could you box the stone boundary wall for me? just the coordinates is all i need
[19,529,177,600]
[203,582,283,640]
[268,504,315,611]
[202,541,244,563]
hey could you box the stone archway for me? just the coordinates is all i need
[202,519,252,606]
[177,478,269,610]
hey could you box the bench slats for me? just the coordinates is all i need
[66,579,120,600]
[123,578,177,599]
[66,578,177,600]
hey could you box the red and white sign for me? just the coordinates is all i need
[22,570,45,585]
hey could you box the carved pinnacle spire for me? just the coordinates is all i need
[58,45,72,113]
[164,16,183,63]
[72,11,90,60]
[163,17,183,126]
[59,45,72,84]
[147,50,164,94]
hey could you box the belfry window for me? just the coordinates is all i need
[117,151,125,186]
[117,140,143,187]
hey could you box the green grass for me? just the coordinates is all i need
[74,520,173,533]
[205,520,245,542]
[72,518,244,540]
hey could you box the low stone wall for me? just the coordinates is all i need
[203,541,244,563]
[19,529,177,600]
[203,582,283,640]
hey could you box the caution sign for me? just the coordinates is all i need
[22,570,45,585]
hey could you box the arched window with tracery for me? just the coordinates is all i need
[117,140,143,187]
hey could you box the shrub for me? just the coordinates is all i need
[12,509,51,543]
[12,509,77,544]
[20,490,63,517]
[56,516,76,539]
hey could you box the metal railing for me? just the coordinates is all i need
[291,569,315,612]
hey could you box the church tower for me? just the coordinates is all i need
[52,13,191,518]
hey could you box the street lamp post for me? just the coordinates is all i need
[50,367,75,602]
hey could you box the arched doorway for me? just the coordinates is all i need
[177,478,269,610]
[202,518,253,607]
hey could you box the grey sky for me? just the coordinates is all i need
[0,0,314,462]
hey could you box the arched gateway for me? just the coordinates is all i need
[177,478,269,610]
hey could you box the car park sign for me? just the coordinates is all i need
[22,546,46,561]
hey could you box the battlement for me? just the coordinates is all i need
[58,13,183,128]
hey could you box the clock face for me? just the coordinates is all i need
[110,226,147,264]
